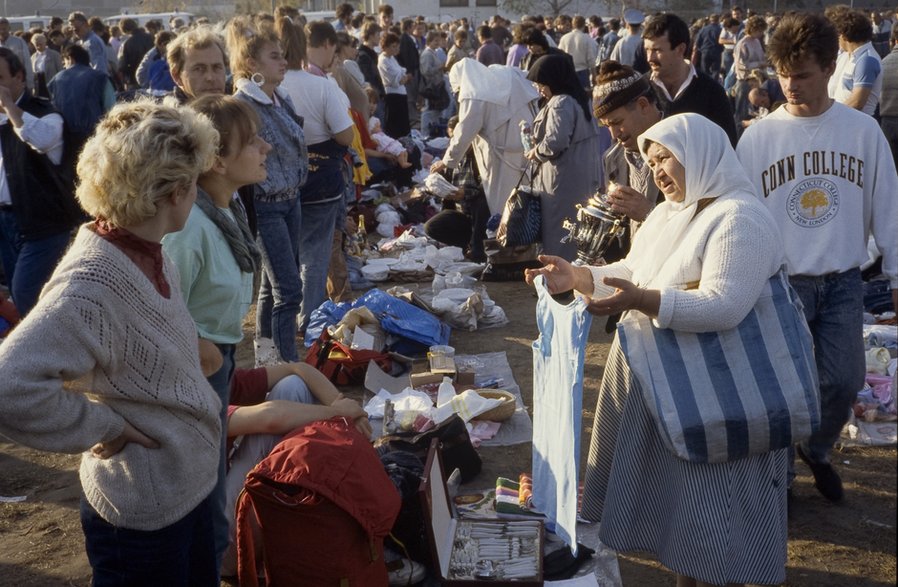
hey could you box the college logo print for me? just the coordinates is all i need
[786,177,839,227]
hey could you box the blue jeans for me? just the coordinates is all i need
[576,68,590,90]
[298,199,342,333]
[81,492,218,587]
[206,343,235,573]
[0,208,71,317]
[254,197,303,361]
[790,269,865,464]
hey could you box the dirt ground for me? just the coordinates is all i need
[1,280,895,586]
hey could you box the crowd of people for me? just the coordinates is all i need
[0,3,895,586]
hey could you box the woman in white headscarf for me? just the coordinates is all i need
[526,114,789,587]
[430,58,540,215]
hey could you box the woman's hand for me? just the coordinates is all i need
[584,276,660,317]
[198,338,223,377]
[430,159,447,174]
[525,255,590,294]
[524,147,539,161]
[91,421,159,459]
[330,396,373,437]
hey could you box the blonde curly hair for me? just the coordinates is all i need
[76,100,218,227]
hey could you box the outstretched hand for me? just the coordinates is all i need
[524,255,574,292]
[584,276,659,317]
[524,255,593,295]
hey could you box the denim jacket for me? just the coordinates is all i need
[47,64,108,135]
[235,79,308,202]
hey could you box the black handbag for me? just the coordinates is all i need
[374,414,482,483]
[496,165,542,248]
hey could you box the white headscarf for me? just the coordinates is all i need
[630,113,760,285]
[449,58,509,105]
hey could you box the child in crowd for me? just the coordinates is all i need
[368,115,412,168]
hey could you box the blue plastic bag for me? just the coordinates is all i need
[352,289,451,348]
[304,300,353,348]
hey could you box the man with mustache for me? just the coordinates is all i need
[642,13,737,146]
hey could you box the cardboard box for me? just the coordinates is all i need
[419,439,544,586]
[409,370,476,389]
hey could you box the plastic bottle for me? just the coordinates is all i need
[355,215,368,255]
[519,120,533,151]
[436,376,456,407]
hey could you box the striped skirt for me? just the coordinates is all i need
[580,337,789,586]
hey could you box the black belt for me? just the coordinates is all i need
[0,204,14,212]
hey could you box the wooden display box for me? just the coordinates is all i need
[419,439,544,586]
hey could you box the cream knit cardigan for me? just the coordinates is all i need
[0,226,221,531]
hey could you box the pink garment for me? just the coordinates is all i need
[368,116,406,157]
[468,420,502,447]
[371,131,406,157]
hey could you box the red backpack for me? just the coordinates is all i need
[236,418,401,587]
[305,330,393,386]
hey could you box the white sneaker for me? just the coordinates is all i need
[253,337,281,367]
[386,556,426,586]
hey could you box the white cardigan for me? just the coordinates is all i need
[587,194,784,332]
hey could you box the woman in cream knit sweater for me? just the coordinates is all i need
[0,101,222,585]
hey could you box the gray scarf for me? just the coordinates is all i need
[194,186,261,274]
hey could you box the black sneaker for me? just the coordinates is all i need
[797,445,844,503]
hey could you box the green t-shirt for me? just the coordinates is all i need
[162,204,254,344]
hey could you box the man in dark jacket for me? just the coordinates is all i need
[0,48,81,316]
[118,18,154,89]
[694,14,723,80]
[643,13,737,145]
[48,45,113,141]
[397,18,420,130]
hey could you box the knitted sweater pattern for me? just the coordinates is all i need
[0,226,220,531]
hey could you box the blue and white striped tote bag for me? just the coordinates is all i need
[617,268,821,464]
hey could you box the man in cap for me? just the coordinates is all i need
[591,61,662,266]
[609,9,644,67]
[643,12,737,145]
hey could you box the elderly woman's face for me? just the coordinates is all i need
[645,142,686,203]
